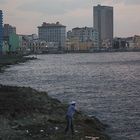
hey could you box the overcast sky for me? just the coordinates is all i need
[0,0,140,37]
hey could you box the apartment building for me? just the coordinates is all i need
[38,22,66,50]
[66,27,99,51]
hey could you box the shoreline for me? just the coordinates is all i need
[0,55,110,140]
[0,55,36,72]
[40,48,140,54]
[0,84,110,140]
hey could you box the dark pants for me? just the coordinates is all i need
[65,115,74,134]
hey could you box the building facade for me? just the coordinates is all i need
[126,35,140,49]
[71,27,98,43]
[9,33,21,53]
[66,27,99,51]
[133,35,140,48]
[2,41,9,54]
[113,38,128,49]
[38,22,66,50]
[0,10,3,53]
[93,5,113,48]
[3,24,16,41]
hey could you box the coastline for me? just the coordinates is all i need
[0,55,110,140]
[0,85,110,140]
[0,55,36,72]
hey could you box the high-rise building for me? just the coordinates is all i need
[0,10,3,53]
[4,24,16,41]
[38,22,66,50]
[93,5,113,47]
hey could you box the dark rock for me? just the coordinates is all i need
[0,85,110,140]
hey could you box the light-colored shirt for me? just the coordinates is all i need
[66,104,76,118]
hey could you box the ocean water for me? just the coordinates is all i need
[0,52,140,140]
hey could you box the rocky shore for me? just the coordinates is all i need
[0,55,110,140]
[0,55,36,72]
[0,85,110,140]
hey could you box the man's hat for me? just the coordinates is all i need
[70,101,76,105]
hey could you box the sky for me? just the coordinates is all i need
[0,0,140,37]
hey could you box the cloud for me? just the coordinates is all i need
[0,0,9,4]
[94,0,140,5]
[124,0,140,5]
[121,0,140,5]
[2,0,140,36]
[17,0,92,15]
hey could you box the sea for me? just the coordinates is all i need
[0,52,140,140]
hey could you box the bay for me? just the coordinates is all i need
[0,52,140,140]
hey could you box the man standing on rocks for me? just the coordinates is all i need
[65,101,76,135]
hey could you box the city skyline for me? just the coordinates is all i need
[0,0,140,37]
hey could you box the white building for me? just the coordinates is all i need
[38,22,66,50]
[126,35,140,49]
